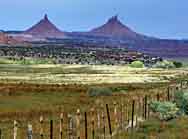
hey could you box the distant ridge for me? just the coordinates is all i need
[24,14,64,39]
[90,15,147,40]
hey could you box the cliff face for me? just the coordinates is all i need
[0,32,8,44]
[24,14,64,39]
[0,32,22,44]
[90,15,146,40]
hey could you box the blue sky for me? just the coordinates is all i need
[0,0,187,39]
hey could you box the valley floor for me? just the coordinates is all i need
[0,64,187,84]
[0,63,187,138]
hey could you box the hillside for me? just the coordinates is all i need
[0,31,22,44]
[89,15,148,40]
[24,14,64,39]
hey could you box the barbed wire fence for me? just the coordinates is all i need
[0,80,187,139]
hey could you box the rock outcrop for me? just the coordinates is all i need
[24,14,64,39]
[0,31,22,44]
[90,15,146,40]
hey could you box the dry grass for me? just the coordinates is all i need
[0,64,187,84]
[0,64,186,138]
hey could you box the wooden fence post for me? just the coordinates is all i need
[136,115,138,128]
[172,86,176,101]
[113,102,118,129]
[114,101,119,138]
[39,116,44,139]
[167,87,170,101]
[120,102,124,129]
[85,112,88,139]
[106,104,112,138]
[97,108,101,130]
[142,97,145,119]
[181,81,183,89]
[144,96,147,120]
[157,93,160,101]
[90,108,95,139]
[131,100,135,130]
[76,109,81,139]
[126,103,129,124]
[60,113,63,139]
[138,98,142,119]
[148,96,150,119]
[13,120,18,139]
[68,114,73,139]
[50,120,53,139]
[102,111,105,139]
[27,124,33,139]
[84,112,88,139]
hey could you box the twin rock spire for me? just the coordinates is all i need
[24,14,141,40]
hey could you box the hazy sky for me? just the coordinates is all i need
[0,0,187,39]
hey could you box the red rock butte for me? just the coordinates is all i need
[0,31,22,44]
[24,14,64,39]
[90,15,144,39]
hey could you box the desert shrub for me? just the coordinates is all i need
[153,60,175,69]
[150,101,179,121]
[87,87,112,97]
[110,86,128,92]
[129,61,144,68]
[137,117,188,138]
[174,91,188,114]
[173,61,183,68]
[139,118,162,133]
